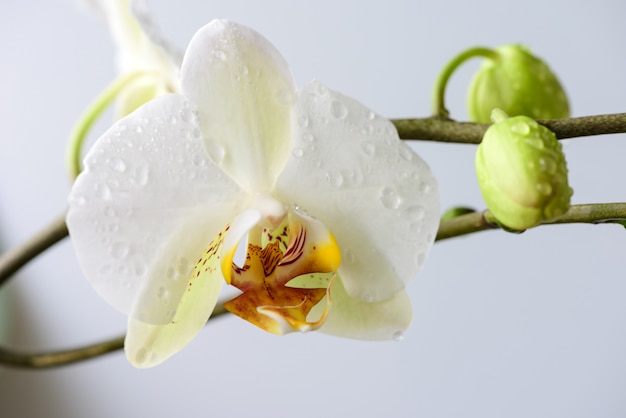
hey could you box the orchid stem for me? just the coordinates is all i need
[431,46,498,118]
[0,304,229,369]
[435,202,626,241]
[392,113,626,144]
[0,211,68,288]
[66,71,147,180]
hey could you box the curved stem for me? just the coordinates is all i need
[0,211,68,288]
[436,202,626,241]
[0,304,229,369]
[431,47,498,118]
[66,71,149,180]
[392,113,626,144]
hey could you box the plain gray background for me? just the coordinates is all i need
[1,1,626,417]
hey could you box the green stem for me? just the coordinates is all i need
[431,47,498,118]
[435,202,626,241]
[66,71,149,180]
[392,113,626,144]
[0,211,68,288]
[0,304,229,369]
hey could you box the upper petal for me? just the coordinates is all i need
[67,94,248,321]
[181,20,296,193]
[274,81,439,302]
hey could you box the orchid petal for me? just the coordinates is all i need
[67,94,248,322]
[181,20,296,193]
[309,276,412,341]
[125,218,228,368]
[274,81,439,302]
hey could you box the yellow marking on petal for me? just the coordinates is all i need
[224,207,341,334]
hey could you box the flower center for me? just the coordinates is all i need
[223,206,341,334]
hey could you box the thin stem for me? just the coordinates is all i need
[392,113,626,144]
[0,304,229,368]
[431,47,498,118]
[436,202,626,241]
[66,71,149,180]
[0,211,68,288]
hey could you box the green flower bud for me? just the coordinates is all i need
[475,109,573,230]
[467,45,570,123]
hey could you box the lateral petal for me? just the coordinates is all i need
[274,81,439,302]
[67,94,248,322]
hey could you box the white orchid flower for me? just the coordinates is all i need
[81,0,181,117]
[67,20,439,368]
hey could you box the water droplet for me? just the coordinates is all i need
[525,136,544,149]
[177,257,190,276]
[135,125,143,134]
[180,107,195,123]
[343,248,356,264]
[206,142,226,165]
[511,121,530,135]
[275,89,295,104]
[111,242,130,259]
[379,187,400,209]
[134,262,147,277]
[330,100,348,119]
[363,294,373,302]
[240,64,249,75]
[292,148,304,158]
[157,286,170,302]
[302,133,315,142]
[361,124,374,135]
[536,182,553,196]
[325,171,344,188]
[105,207,117,217]
[393,331,405,342]
[405,205,425,220]
[70,194,87,206]
[367,111,376,120]
[100,264,113,275]
[297,115,309,128]
[106,158,127,173]
[94,183,112,200]
[131,163,150,186]
[316,83,328,95]
[361,141,375,156]
[192,154,206,166]
[419,181,432,194]
[416,252,427,266]
[538,157,557,175]
[212,49,227,60]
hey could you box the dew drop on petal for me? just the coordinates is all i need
[363,294,373,303]
[361,141,375,156]
[302,133,315,142]
[343,248,356,264]
[70,194,87,206]
[405,205,425,220]
[379,186,400,209]
[525,137,544,149]
[330,100,348,119]
[135,348,147,365]
[297,115,309,128]
[111,242,130,259]
[367,111,376,120]
[131,163,150,187]
[292,148,304,158]
[106,158,127,173]
[94,183,112,200]
[393,331,405,342]
[212,49,227,60]
[180,107,195,123]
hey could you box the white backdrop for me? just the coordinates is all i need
[1,1,626,417]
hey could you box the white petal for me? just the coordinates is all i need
[67,94,248,321]
[309,276,412,341]
[274,81,439,302]
[181,20,296,193]
[125,209,262,368]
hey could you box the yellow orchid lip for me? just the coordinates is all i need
[222,207,341,335]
